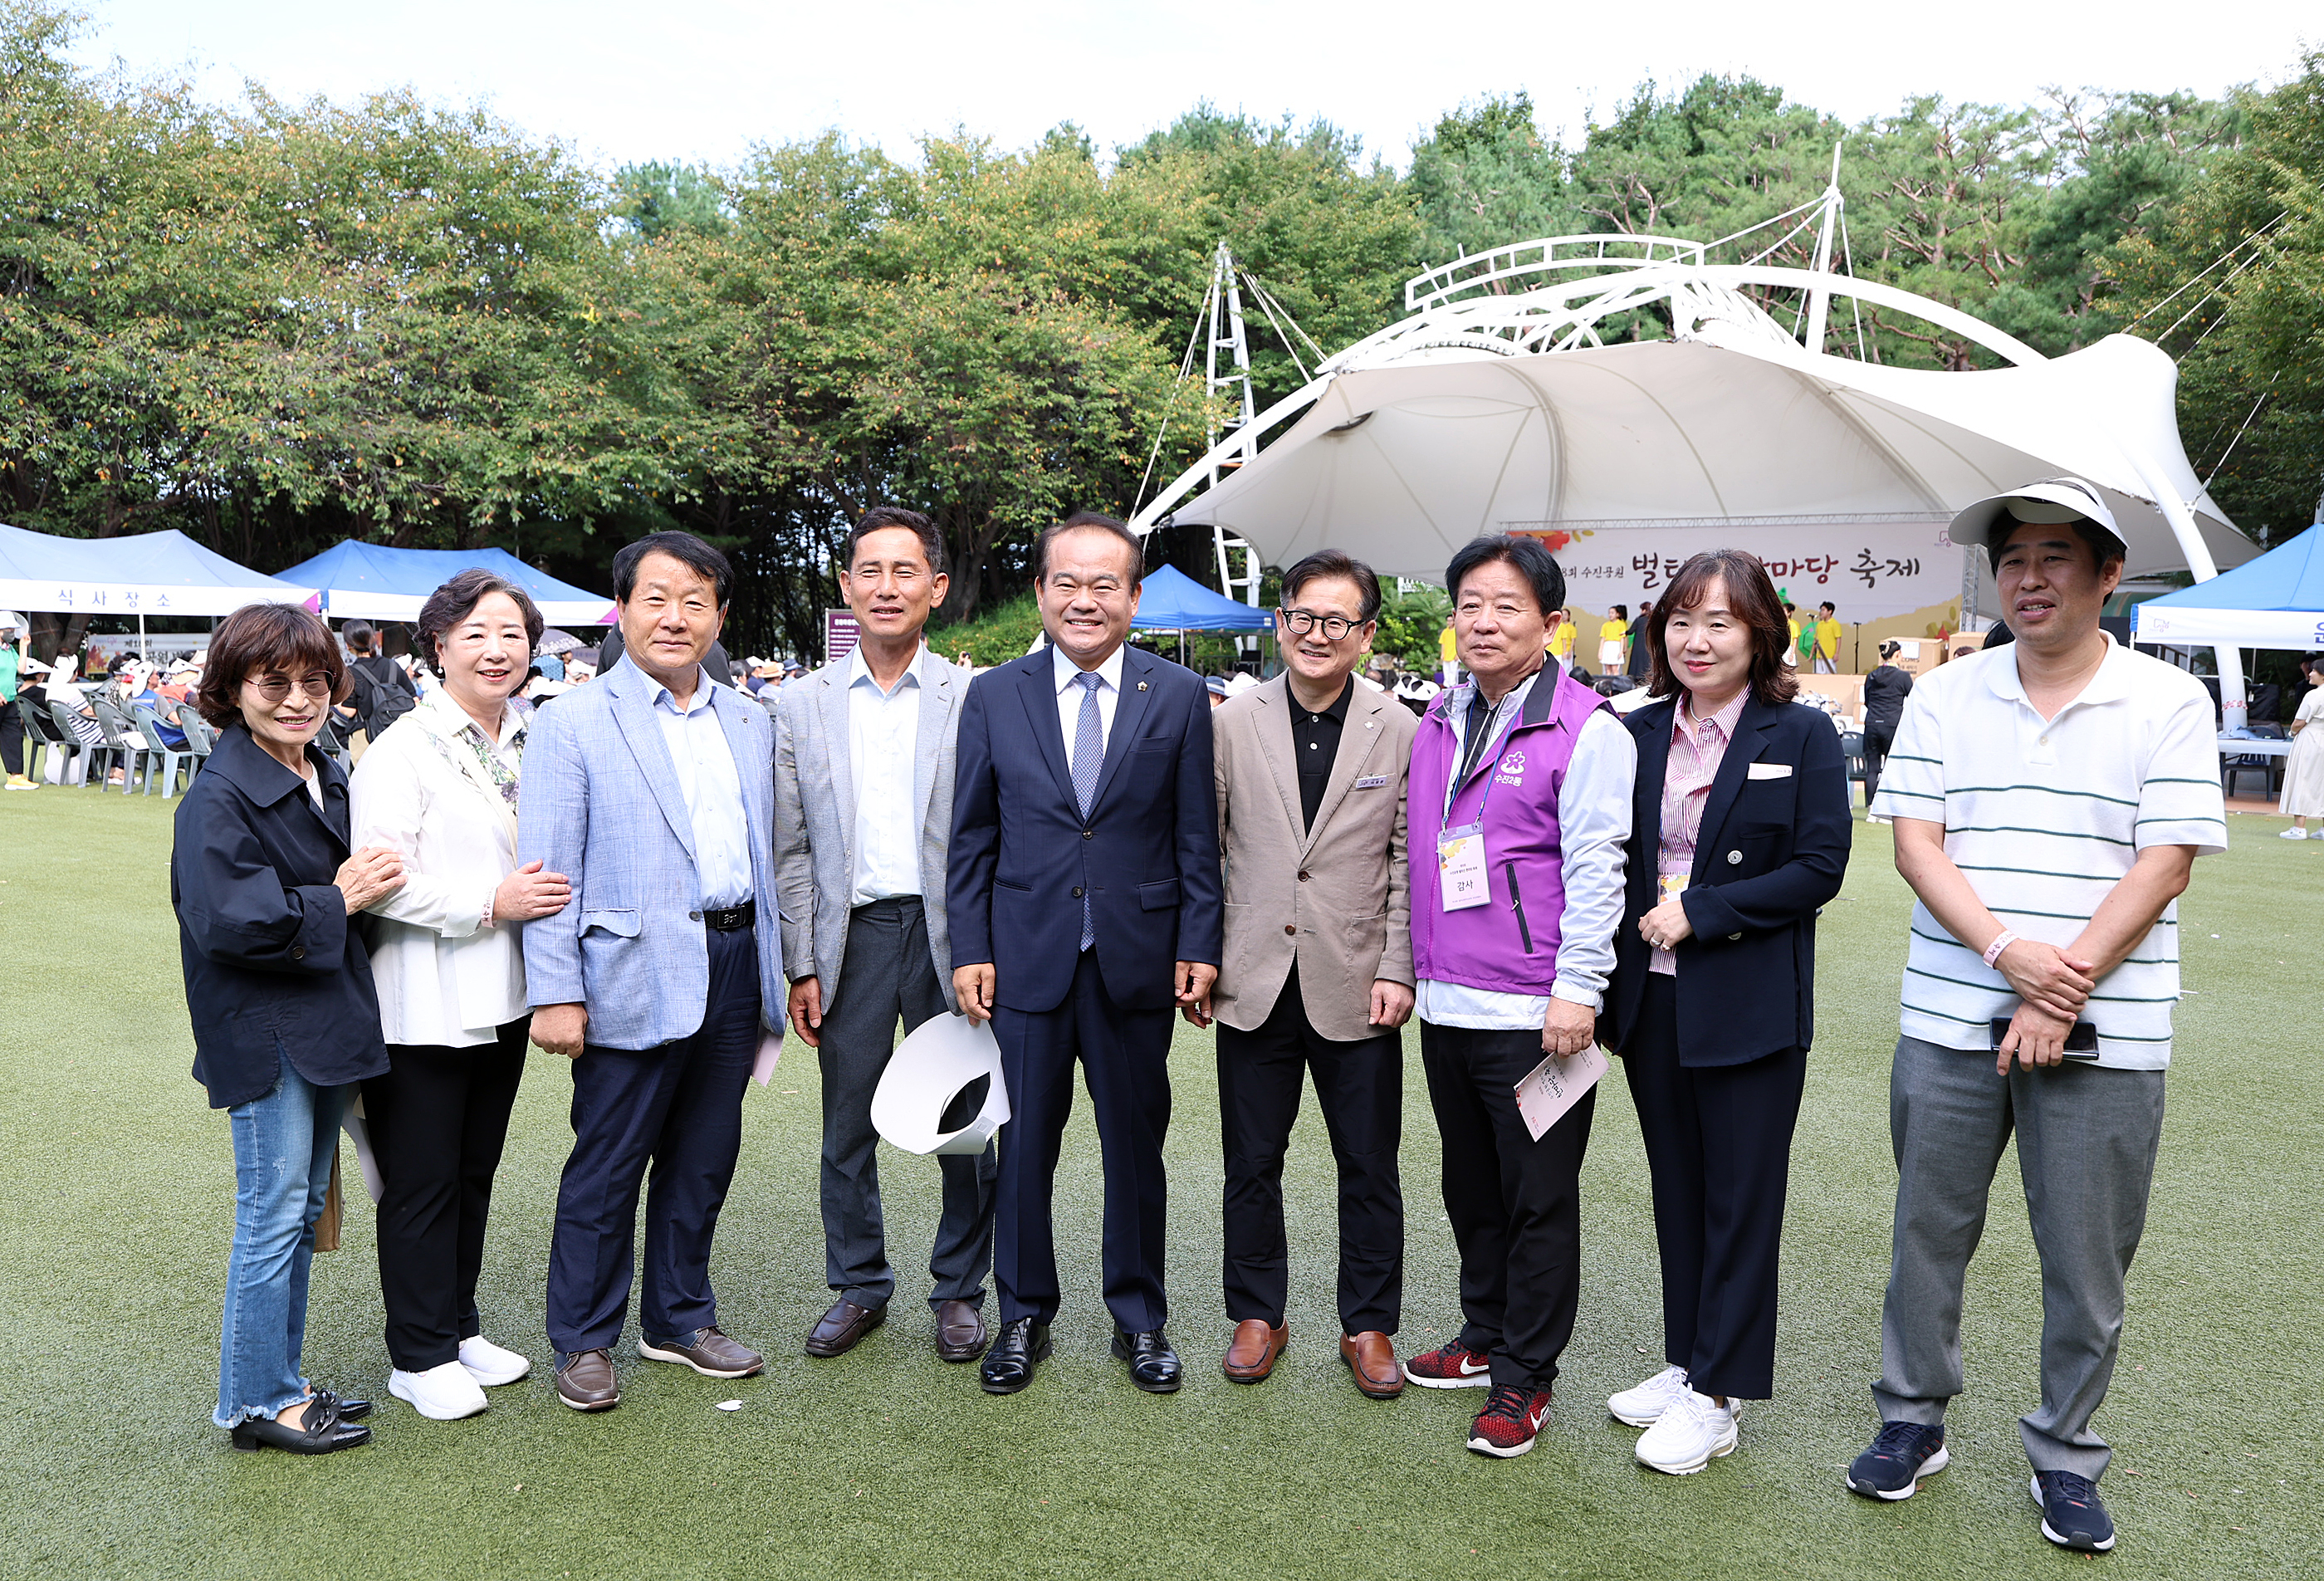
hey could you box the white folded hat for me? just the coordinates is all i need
[869,1013,1010,1155]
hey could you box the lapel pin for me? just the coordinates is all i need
[1137,680,1148,691]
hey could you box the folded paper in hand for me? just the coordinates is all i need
[1513,1042,1609,1142]
[871,1013,1011,1155]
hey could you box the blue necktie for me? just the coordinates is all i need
[1071,671,1103,950]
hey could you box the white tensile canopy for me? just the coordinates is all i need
[1129,235,2256,685]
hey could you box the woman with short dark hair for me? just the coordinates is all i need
[350,570,569,1420]
[174,600,406,1455]
[1599,549,1850,1476]
[1861,640,1915,820]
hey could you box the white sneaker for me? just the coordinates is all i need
[459,1334,532,1387]
[1607,1363,1691,1427]
[2281,828,2308,840]
[390,1359,489,1420]
[1634,1388,1739,1475]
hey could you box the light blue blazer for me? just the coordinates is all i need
[519,655,782,1050]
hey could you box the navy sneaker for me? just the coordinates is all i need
[2033,1471,2116,1552]
[1846,1420,1950,1500]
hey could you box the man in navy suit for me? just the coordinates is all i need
[947,512,1222,1395]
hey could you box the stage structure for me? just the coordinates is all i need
[1128,169,2260,712]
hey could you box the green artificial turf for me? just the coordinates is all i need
[0,786,2317,1579]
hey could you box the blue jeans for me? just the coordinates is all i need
[216,1063,350,1429]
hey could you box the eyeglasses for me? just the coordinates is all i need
[1279,608,1366,641]
[244,672,333,702]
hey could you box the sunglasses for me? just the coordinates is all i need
[244,672,334,702]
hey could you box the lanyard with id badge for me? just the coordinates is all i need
[1438,707,1512,913]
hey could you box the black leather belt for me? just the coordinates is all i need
[702,899,755,932]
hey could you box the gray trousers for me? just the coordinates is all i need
[1874,1035,2165,1480]
[818,897,996,1311]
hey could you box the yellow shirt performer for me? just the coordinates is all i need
[1814,602,1842,673]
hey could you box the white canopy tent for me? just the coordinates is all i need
[1129,228,2257,704]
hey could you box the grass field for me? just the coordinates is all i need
[0,786,2316,1580]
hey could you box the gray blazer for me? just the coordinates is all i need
[519,655,783,1050]
[772,646,961,1011]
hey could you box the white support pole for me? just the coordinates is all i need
[1802,144,1843,355]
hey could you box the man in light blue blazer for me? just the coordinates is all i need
[521,531,783,1413]
[774,507,995,1367]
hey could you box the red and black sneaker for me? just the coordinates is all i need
[1403,1339,1494,1389]
[1467,1383,1553,1457]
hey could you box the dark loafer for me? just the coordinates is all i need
[639,1326,765,1378]
[1222,1319,1288,1383]
[228,1393,371,1454]
[554,1348,621,1412]
[1113,1329,1182,1393]
[804,1300,887,1359]
[935,1299,988,1363]
[311,1386,371,1422]
[980,1317,1051,1394]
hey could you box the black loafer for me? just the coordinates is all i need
[1112,1329,1182,1393]
[311,1386,370,1422]
[228,1394,371,1455]
[980,1317,1051,1395]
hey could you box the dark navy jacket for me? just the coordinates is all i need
[947,645,1222,1014]
[1602,695,1851,1067]
[173,725,388,1109]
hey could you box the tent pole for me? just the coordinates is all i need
[2123,452,2243,728]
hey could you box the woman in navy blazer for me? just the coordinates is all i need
[1598,550,1850,1476]
[173,604,406,1456]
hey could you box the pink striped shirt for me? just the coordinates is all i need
[1652,688,1749,976]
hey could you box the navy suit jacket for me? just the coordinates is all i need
[1602,694,1850,1066]
[947,645,1222,1014]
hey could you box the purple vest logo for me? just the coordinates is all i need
[1495,748,1527,786]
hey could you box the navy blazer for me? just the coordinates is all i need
[947,645,1222,1015]
[173,726,389,1109]
[1602,694,1850,1067]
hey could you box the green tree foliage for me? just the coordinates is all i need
[612,161,729,239]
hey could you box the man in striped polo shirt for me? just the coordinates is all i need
[1847,479,2227,1554]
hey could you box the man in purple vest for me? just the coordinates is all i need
[1402,533,1637,1458]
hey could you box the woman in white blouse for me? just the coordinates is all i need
[350,570,570,1422]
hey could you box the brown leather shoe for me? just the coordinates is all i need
[640,1326,766,1378]
[555,1348,620,1412]
[1222,1318,1289,1383]
[1341,1331,1404,1399]
[803,1300,886,1359]
[934,1300,987,1363]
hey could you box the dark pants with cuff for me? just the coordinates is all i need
[1419,1017,1595,1392]
[991,948,1173,1334]
[546,922,761,1355]
[1622,974,1805,1400]
[362,1018,529,1371]
[1218,964,1402,1335]
[817,896,996,1312]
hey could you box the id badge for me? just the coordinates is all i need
[1438,822,1490,911]
[1656,874,1690,907]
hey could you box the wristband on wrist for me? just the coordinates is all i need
[1981,929,2018,969]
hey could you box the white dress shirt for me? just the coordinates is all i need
[847,642,926,905]
[1415,664,1637,1026]
[648,665,754,908]
[1051,640,1126,771]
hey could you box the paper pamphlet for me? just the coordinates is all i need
[1514,1042,1609,1142]
[751,1026,783,1088]
[870,1013,1011,1155]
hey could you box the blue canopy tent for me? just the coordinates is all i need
[1128,564,1273,632]
[275,541,617,626]
[2133,523,2324,652]
[0,523,317,617]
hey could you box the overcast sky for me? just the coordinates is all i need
[70,1,2319,174]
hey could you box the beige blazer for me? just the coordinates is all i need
[1211,675,1416,1042]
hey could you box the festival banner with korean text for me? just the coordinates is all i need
[1509,518,1962,623]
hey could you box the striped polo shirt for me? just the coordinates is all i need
[1869,635,2227,1070]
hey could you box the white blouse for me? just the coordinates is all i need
[349,693,529,1048]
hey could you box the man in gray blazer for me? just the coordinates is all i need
[521,531,784,1413]
[1191,550,1417,1399]
[774,507,996,1364]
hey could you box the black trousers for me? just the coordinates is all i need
[1863,724,1895,810]
[0,698,22,776]
[1419,1018,1595,1391]
[817,897,996,1310]
[361,1019,528,1371]
[991,949,1173,1333]
[1622,974,1806,1400]
[546,922,761,1354]
[1218,966,1402,1334]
